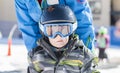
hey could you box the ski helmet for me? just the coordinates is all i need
[39,4,77,38]
[99,26,108,35]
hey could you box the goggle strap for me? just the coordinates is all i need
[72,21,77,32]
[39,22,44,32]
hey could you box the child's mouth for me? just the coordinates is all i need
[57,40,63,42]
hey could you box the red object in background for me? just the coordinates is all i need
[7,39,12,56]
[38,0,42,4]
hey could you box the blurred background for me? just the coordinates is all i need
[0,0,120,73]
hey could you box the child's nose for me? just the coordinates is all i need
[55,35,62,38]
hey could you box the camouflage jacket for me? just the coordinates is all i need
[28,35,99,73]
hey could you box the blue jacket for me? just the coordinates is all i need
[15,0,95,51]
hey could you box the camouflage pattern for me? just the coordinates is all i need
[27,35,99,73]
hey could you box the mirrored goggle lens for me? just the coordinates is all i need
[45,24,71,38]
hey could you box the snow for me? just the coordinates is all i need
[99,65,120,73]
[0,44,28,72]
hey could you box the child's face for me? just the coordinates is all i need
[49,35,69,48]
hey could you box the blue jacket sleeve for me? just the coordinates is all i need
[59,0,95,50]
[15,0,42,51]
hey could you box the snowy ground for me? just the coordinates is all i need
[96,48,120,73]
[0,43,28,73]
[0,39,120,73]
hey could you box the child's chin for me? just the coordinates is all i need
[56,45,64,48]
[55,44,65,48]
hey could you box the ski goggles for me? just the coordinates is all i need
[40,23,74,38]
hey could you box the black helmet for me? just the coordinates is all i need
[39,5,77,38]
[40,4,77,24]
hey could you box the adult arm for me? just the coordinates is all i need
[15,0,42,51]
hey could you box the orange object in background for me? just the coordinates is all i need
[7,39,12,56]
